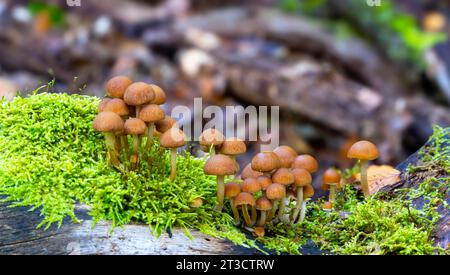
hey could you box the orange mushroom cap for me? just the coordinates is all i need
[292,168,312,187]
[292,154,318,173]
[273,145,298,168]
[347,140,379,161]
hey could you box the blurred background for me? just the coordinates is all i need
[1,0,450,183]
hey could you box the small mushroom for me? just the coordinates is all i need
[190,197,203,208]
[347,140,379,197]
[106,76,133,99]
[123,82,155,117]
[138,104,165,150]
[240,163,263,179]
[323,168,341,203]
[298,184,315,223]
[251,151,281,177]
[155,115,176,133]
[322,201,333,211]
[225,182,241,225]
[256,175,272,191]
[253,226,265,237]
[233,192,256,227]
[290,168,312,223]
[271,168,294,221]
[103,98,129,117]
[124,118,147,166]
[291,154,319,173]
[204,154,238,211]
[160,127,187,181]
[256,196,273,227]
[149,84,167,105]
[273,145,298,168]
[265,183,286,222]
[220,137,247,160]
[199,128,225,156]
[98,98,111,113]
[93,111,124,167]
[242,177,262,223]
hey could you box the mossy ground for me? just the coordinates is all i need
[0,91,448,254]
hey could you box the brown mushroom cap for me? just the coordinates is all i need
[138,104,165,123]
[256,175,272,190]
[106,75,133,99]
[273,145,298,168]
[160,127,187,148]
[199,128,225,147]
[240,163,263,179]
[303,184,315,199]
[271,168,294,185]
[256,197,273,211]
[150,84,167,105]
[292,168,312,187]
[123,82,155,106]
[251,151,281,173]
[347,140,379,160]
[155,116,176,133]
[104,98,129,116]
[323,168,341,185]
[98,98,111,113]
[124,118,147,135]
[234,192,256,207]
[224,182,241,198]
[242,177,262,194]
[323,201,333,210]
[204,154,238,176]
[265,183,286,200]
[93,111,124,134]
[291,154,319,173]
[220,137,247,155]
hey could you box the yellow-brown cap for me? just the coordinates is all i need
[347,140,379,161]
[190,197,203,208]
[220,137,246,155]
[323,168,341,185]
[160,127,187,148]
[251,151,280,173]
[271,168,294,185]
[242,177,262,194]
[292,168,312,187]
[93,111,124,134]
[265,183,286,200]
[106,76,133,99]
[322,201,333,210]
[155,115,176,133]
[224,182,241,198]
[124,82,154,106]
[273,145,298,168]
[138,104,165,123]
[256,197,273,211]
[254,226,265,237]
[98,98,111,113]
[104,98,129,116]
[204,154,238,176]
[240,163,263,179]
[233,192,256,207]
[256,175,272,190]
[199,128,225,147]
[150,84,167,105]
[303,184,315,199]
[292,154,318,173]
[124,118,147,135]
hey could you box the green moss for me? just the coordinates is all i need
[0,92,448,254]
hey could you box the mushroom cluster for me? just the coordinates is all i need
[93,76,186,181]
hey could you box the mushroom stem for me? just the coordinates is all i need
[242,204,252,227]
[251,206,257,225]
[210,145,216,156]
[104,133,120,167]
[135,105,142,118]
[230,198,240,225]
[169,148,177,181]
[145,123,155,150]
[360,160,370,197]
[329,184,337,203]
[267,200,279,221]
[131,134,140,166]
[214,175,225,211]
[298,200,308,223]
[258,211,267,227]
[120,135,129,160]
[277,196,287,221]
[291,187,304,223]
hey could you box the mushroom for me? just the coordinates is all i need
[104,98,131,158]
[149,84,167,105]
[220,137,246,160]
[251,151,281,177]
[240,163,263,179]
[256,196,273,227]
[265,183,286,222]
[291,168,312,223]
[155,115,176,134]
[322,201,333,211]
[347,140,379,197]
[160,127,187,181]
[92,111,124,167]
[98,98,111,113]
[242,177,262,223]
[123,82,154,117]
[199,128,225,156]
[273,145,298,168]
[256,175,272,191]
[253,226,265,237]
[298,184,315,223]
[190,197,203,208]
[271,168,294,221]
[224,182,241,225]
[233,192,256,227]
[138,104,165,150]
[204,154,238,211]
[291,154,319,173]
[322,168,341,203]
[106,75,133,99]
[124,118,147,167]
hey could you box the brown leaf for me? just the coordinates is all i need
[355,165,400,195]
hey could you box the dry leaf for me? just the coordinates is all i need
[355,165,401,195]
